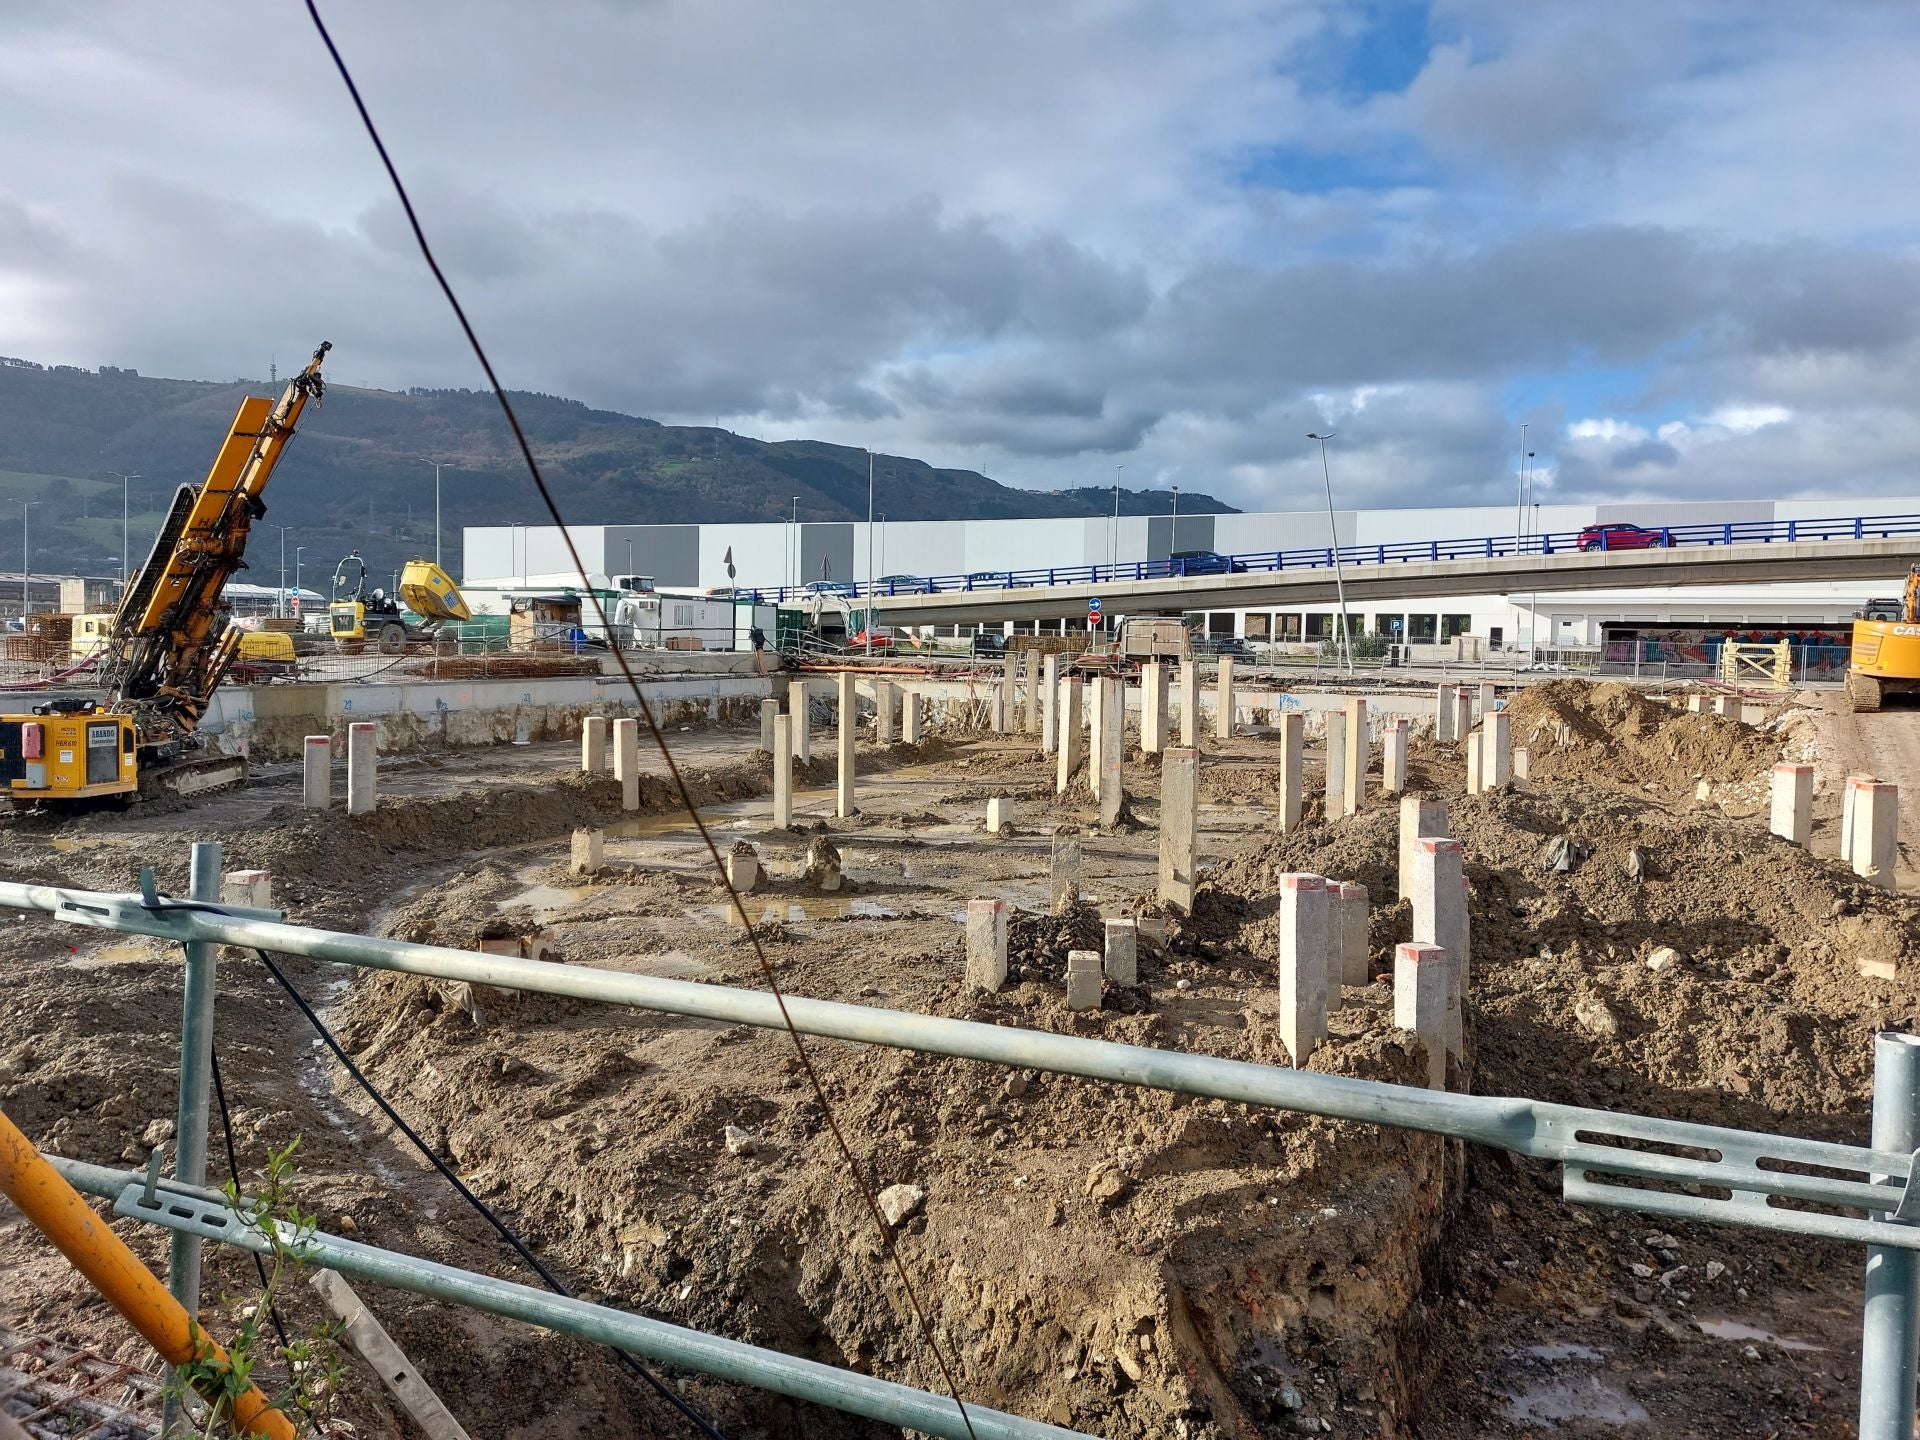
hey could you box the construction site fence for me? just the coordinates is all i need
[3,856,1919,1438]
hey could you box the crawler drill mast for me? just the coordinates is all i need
[0,342,330,804]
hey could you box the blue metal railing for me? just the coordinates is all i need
[750,510,1920,605]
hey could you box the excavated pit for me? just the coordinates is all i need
[2,683,1914,1438]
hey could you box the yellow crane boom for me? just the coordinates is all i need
[100,341,330,742]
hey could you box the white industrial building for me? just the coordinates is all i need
[463,494,1918,653]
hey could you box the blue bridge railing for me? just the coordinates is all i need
[743,510,1920,606]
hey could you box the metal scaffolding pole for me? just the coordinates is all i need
[48,1157,1088,1440]
[1860,1031,1920,1438]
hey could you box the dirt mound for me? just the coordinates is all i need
[1502,680,1780,794]
[1192,780,1920,1124]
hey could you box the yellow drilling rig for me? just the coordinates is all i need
[0,342,330,804]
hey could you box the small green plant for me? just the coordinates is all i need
[1317,633,1393,661]
[163,1137,349,1437]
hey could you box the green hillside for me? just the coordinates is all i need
[0,358,1236,582]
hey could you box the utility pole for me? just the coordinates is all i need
[295,547,307,620]
[278,527,289,618]
[1307,433,1354,675]
[418,458,446,567]
[14,500,37,618]
[791,496,800,593]
[866,450,875,656]
[1514,422,1528,557]
[1525,450,1539,666]
[109,471,140,589]
[1112,464,1124,574]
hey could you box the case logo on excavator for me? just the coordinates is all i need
[1891,625,1920,637]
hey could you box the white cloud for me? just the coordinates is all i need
[1568,418,1649,444]
[1703,404,1792,434]
[1,1,1919,513]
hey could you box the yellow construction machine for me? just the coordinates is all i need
[0,342,330,804]
[327,552,470,652]
[1846,564,1920,712]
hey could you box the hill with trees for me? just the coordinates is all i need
[0,356,1235,583]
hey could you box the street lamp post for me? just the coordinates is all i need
[791,496,800,594]
[295,546,307,620]
[278,528,289,618]
[418,459,446,567]
[1530,498,1542,667]
[1525,450,1539,666]
[1111,464,1124,575]
[1514,422,1528,559]
[109,472,140,588]
[13,500,38,618]
[866,451,876,656]
[1306,433,1354,676]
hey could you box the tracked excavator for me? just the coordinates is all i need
[0,342,331,804]
[1846,564,1920,712]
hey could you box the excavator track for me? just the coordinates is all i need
[1846,670,1886,713]
[141,754,249,800]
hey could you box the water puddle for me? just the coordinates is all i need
[1500,1342,1647,1428]
[1502,1374,1649,1426]
[499,882,597,920]
[687,898,905,926]
[1696,1318,1823,1352]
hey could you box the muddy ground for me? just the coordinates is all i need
[3,680,1918,1437]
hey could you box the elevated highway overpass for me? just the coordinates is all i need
[846,519,1920,626]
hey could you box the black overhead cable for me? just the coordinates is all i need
[298,4,980,1435]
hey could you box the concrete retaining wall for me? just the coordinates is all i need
[869,675,1443,737]
[207,672,770,761]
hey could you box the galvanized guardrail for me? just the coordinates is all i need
[4,855,1918,1437]
[746,508,1920,604]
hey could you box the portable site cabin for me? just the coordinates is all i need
[509,594,589,652]
[613,591,775,652]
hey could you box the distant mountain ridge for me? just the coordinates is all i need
[0,356,1236,579]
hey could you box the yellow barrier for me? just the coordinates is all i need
[0,1107,296,1439]
[1719,639,1792,690]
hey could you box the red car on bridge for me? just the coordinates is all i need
[1576,522,1668,551]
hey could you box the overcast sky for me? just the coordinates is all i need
[5,1,1920,515]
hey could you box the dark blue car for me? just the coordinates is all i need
[1169,550,1247,575]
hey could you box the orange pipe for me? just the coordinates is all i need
[0,1108,296,1439]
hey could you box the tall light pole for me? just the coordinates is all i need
[418,458,446,567]
[1514,421,1528,558]
[294,546,307,619]
[1525,450,1539,665]
[13,500,38,617]
[866,450,876,656]
[1307,433,1354,675]
[791,496,800,593]
[276,526,290,617]
[108,472,140,587]
[1111,464,1124,574]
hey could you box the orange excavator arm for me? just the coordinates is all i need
[100,343,330,743]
